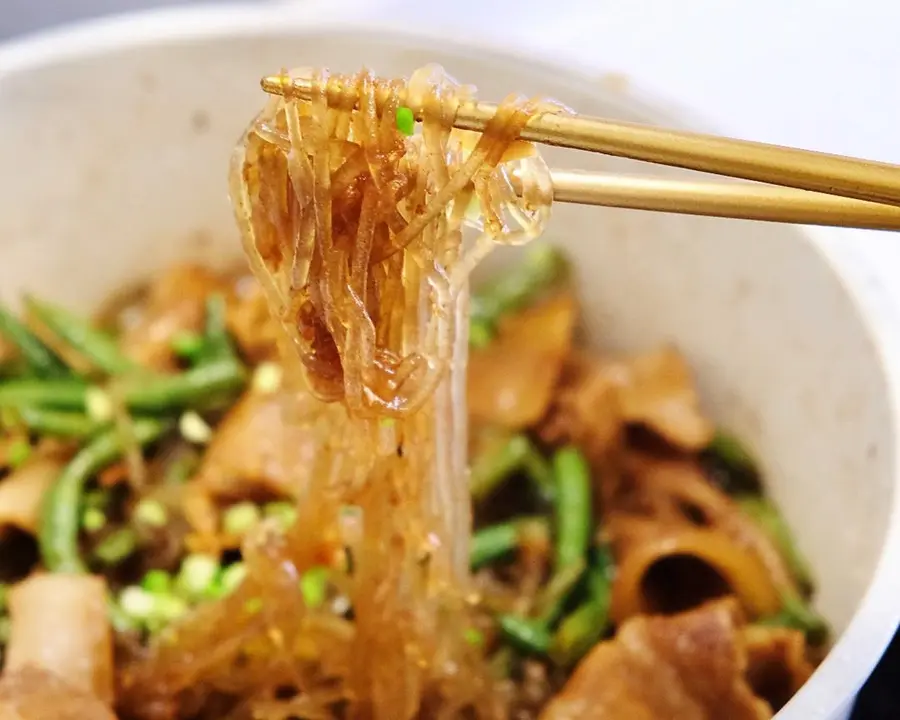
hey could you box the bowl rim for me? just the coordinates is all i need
[2,5,900,717]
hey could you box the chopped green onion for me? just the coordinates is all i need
[464,627,485,647]
[223,501,261,536]
[300,566,330,609]
[252,362,283,394]
[396,106,415,136]
[81,507,107,532]
[108,599,139,633]
[134,498,168,528]
[176,554,220,599]
[141,569,172,594]
[119,586,155,620]
[171,331,204,361]
[85,386,113,423]
[219,562,248,595]
[263,501,297,530]
[147,594,189,630]
[93,528,139,565]
[7,439,31,469]
[179,410,213,444]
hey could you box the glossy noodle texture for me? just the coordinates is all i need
[0,65,827,720]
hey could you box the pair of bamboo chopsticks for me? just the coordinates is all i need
[261,73,900,231]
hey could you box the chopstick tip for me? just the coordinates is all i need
[260,74,289,96]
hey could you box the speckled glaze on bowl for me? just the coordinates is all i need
[1,6,899,719]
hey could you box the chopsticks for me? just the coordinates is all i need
[261,73,900,231]
[547,171,900,230]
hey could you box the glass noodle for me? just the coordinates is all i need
[121,66,561,719]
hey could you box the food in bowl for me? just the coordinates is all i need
[0,64,828,720]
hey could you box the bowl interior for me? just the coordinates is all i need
[0,18,894,718]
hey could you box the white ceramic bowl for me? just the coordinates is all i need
[1,6,899,719]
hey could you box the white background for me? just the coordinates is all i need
[5,0,898,163]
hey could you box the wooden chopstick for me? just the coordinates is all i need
[261,73,900,229]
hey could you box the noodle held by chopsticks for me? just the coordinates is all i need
[120,66,560,720]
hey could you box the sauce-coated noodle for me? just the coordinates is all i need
[120,66,558,720]
[232,65,557,720]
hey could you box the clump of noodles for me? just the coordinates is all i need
[117,66,559,720]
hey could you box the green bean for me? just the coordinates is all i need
[551,545,614,666]
[497,614,551,656]
[171,332,204,362]
[7,439,31,469]
[535,556,586,625]
[709,430,756,471]
[24,296,135,376]
[552,446,593,570]
[14,406,103,438]
[757,591,829,644]
[470,518,548,570]
[703,429,762,495]
[470,434,532,501]
[470,244,567,337]
[0,378,89,409]
[523,445,555,503]
[736,495,813,591]
[471,524,518,570]
[0,304,69,378]
[0,359,245,415]
[198,294,234,363]
[39,418,172,573]
[124,358,245,412]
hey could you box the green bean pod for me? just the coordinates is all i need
[552,446,593,570]
[757,590,829,644]
[497,614,552,656]
[0,379,89,409]
[14,406,104,438]
[39,418,172,573]
[0,304,69,378]
[470,517,548,570]
[123,358,246,412]
[535,556,586,625]
[0,360,245,416]
[471,244,567,334]
[470,434,532,501]
[551,545,615,666]
[737,495,813,591]
[198,294,234,363]
[24,295,136,376]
